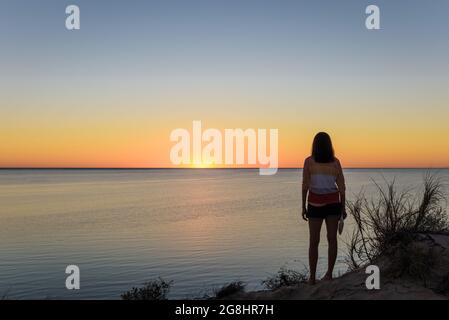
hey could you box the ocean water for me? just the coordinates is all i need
[0,168,448,299]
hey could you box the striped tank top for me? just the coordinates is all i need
[302,156,345,206]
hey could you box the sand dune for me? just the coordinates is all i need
[224,233,449,300]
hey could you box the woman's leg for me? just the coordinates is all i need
[308,218,323,284]
[323,215,339,280]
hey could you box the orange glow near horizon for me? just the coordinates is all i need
[2,118,449,168]
[2,89,449,169]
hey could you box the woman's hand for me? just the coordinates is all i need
[302,207,308,221]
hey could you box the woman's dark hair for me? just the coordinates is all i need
[312,132,335,163]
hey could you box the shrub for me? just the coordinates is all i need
[347,174,448,270]
[262,267,308,290]
[121,278,173,300]
[213,281,246,299]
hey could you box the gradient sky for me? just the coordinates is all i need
[1,0,448,168]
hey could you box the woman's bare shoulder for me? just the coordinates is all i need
[333,157,343,167]
[304,156,313,165]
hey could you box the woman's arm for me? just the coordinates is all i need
[301,189,308,221]
[335,159,346,218]
[301,158,310,221]
[340,192,346,218]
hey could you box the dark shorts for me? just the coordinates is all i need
[307,202,342,219]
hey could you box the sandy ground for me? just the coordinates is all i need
[225,234,449,300]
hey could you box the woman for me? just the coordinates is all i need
[301,132,346,285]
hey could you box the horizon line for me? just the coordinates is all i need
[1,167,449,170]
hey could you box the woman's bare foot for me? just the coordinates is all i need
[321,273,333,281]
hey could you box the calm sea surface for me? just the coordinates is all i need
[0,169,448,299]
